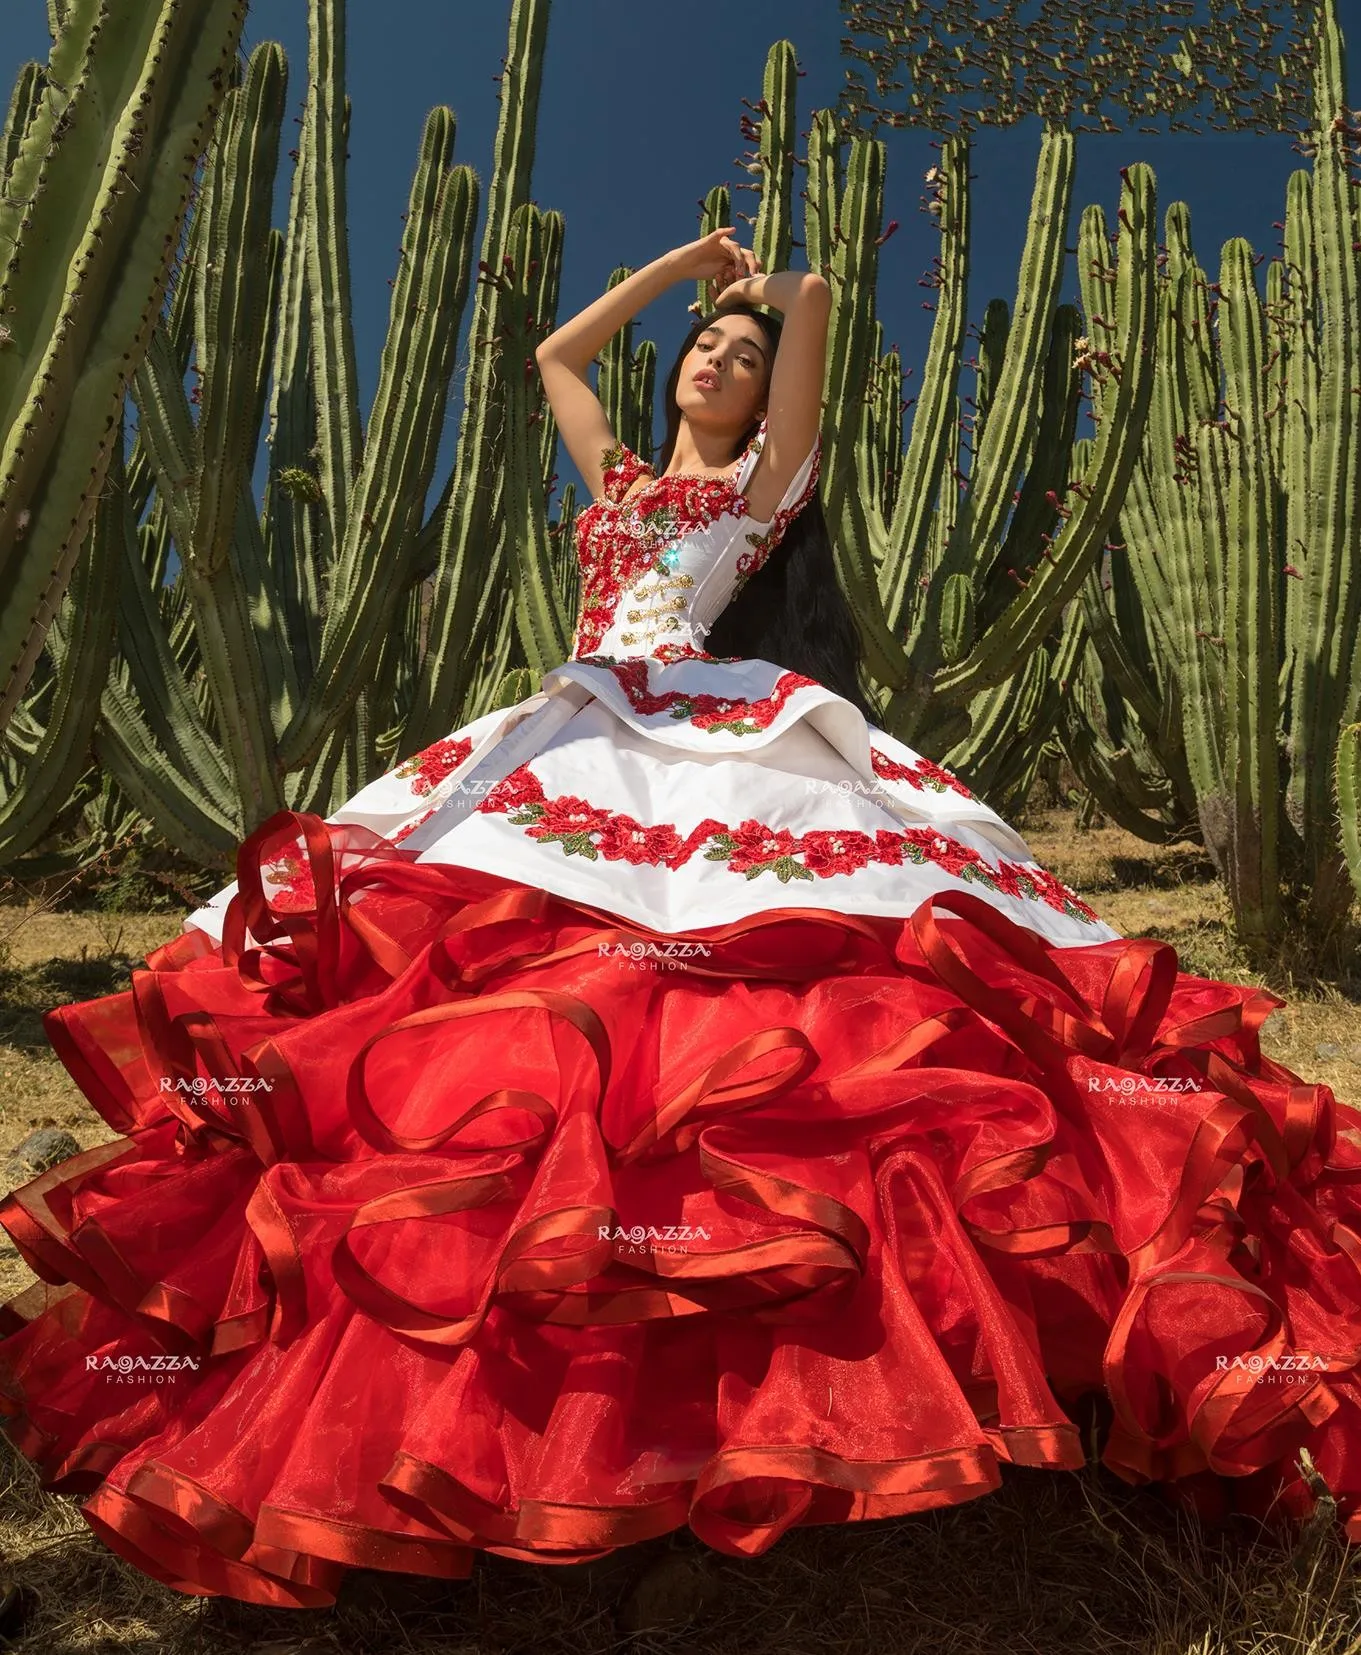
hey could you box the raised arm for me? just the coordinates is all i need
[534,228,758,503]
[534,253,675,504]
[715,270,831,523]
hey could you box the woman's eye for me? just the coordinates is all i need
[697,343,756,369]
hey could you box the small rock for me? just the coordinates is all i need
[617,1552,720,1634]
[1345,1043,1361,1066]
[3,1127,81,1192]
[1315,1042,1343,1062]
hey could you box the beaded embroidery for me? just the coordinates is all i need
[571,443,751,656]
[394,735,475,796]
[571,425,826,660]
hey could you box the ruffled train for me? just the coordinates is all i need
[1,809,1359,1607]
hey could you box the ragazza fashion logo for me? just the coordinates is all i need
[85,1353,202,1383]
[1214,1353,1328,1383]
[158,1076,275,1097]
[598,1224,712,1255]
[596,941,713,971]
[1085,1075,1203,1095]
[802,777,894,805]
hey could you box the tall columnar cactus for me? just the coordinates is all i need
[13,0,550,865]
[398,0,552,758]
[1064,0,1359,963]
[0,0,248,731]
[1339,724,1361,908]
[797,98,1158,752]
[1287,0,1361,941]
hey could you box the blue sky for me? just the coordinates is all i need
[3,1,1355,507]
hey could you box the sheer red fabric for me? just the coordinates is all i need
[1,809,1358,1607]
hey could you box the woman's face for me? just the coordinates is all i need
[675,313,771,439]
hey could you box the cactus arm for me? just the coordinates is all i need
[406,0,550,751]
[811,117,915,694]
[131,313,291,825]
[0,62,44,184]
[1059,660,1187,844]
[882,135,970,633]
[973,303,1083,632]
[1289,3,1361,878]
[114,482,232,806]
[1219,238,1282,948]
[502,206,570,672]
[302,0,361,551]
[1337,723,1361,907]
[192,43,285,584]
[0,0,248,728]
[262,101,325,684]
[93,676,238,865]
[933,160,1159,701]
[0,442,119,862]
[920,123,1078,664]
[279,128,478,768]
[1277,169,1315,748]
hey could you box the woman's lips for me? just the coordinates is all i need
[693,374,718,389]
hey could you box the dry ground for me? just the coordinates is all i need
[0,807,1356,1653]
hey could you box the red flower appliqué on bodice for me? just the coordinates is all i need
[569,429,820,660]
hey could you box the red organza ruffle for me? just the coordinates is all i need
[1,809,1359,1607]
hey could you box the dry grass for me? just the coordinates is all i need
[0,1434,1358,1654]
[1015,806,1361,1112]
[0,808,1358,1652]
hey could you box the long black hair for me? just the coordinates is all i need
[654,303,875,722]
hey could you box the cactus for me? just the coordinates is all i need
[1061,0,1359,963]
[6,0,1346,982]
[0,0,248,729]
[5,0,550,864]
[1338,723,1361,908]
[793,101,1160,748]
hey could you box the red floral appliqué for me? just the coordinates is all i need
[394,735,474,796]
[571,442,752,658]
[259,848,317,913]
[871,745,975,799]
[597,659,820,735]
[476,763,1102,922]
[259,801,442,909]
[393,807,437,844]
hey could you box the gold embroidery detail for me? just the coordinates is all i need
[630,573,694,602]
[625,597,688,623]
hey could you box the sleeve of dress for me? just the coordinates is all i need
[597,440,655,504]
[732,431,823,584]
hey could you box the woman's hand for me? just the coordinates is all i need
[669,226,761,312]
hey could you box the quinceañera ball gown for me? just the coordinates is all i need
[2,418,1360,1607]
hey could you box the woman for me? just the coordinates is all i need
[0,228,1357,1608]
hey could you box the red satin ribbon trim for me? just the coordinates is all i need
[347,988,611,1153]
[616,1026,818,1164]
[253,1501,473,1577]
